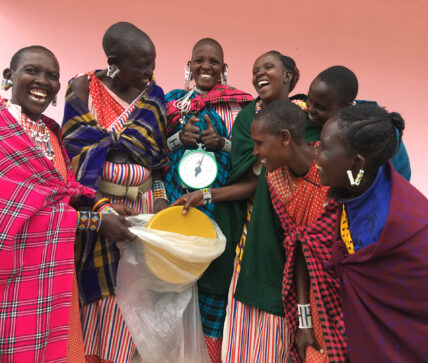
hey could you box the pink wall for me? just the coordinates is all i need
[1,0,427,195]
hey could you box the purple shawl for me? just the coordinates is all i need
[326,164,428,362]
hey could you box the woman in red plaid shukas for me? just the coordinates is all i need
[252,100,347,362]
[0,46,135,362]
[317,103,428,362]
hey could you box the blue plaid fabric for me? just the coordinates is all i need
[198,291,228,337]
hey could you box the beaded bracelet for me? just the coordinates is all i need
[76,211,103,232]
[298,303,312,329]
[152,180,168,201]
[222,138,232,153]
[92,198,112,213]
[201,188,212,205]
[167,131,183,152]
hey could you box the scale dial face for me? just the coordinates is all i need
[178,150,218,189]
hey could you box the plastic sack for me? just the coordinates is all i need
[115,214,226,363]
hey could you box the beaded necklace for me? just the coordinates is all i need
[172,87,209,126]
[19,112,55,161]
[3,99,55,161]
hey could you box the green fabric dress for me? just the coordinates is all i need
[199,97,321,316]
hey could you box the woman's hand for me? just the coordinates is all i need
[100,214,137,242]
[171,190,204,215]
[111,203,138,216]
[180,116,200,146]
[295,328,323,361]
[200,114,225,151]
[153,198,169,213]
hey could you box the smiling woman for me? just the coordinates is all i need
[163,38,253,362]
[61,22,169,363]
[0,45,136,362]
[4,46,60,121]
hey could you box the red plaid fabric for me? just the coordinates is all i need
[0,103,95,361]
[166,84,253,135]
[267,181,348,362]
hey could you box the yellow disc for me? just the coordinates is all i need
[146,206,216,238]
[144,206,216,284]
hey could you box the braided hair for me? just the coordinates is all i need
[336,103,405,172]
[266,51,300,92]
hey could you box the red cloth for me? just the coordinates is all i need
[327,165,428,362]
[88,73,126,129]
[268,165,347,362]
[0,105,95,361]
[204,336,222,363]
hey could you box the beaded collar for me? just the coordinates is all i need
[3,100,54,160]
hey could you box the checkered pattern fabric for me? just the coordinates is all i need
[0,103,95,361]
[268,180,348,362]
[198,291,227,338]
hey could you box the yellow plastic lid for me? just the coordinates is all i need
[144,206,216,283]
[146,206,216,238]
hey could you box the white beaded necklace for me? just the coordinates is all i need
[6,101,54,160]
[19,114,55,161]
[172,87,208,126]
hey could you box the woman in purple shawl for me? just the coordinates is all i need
[316,103,428,362]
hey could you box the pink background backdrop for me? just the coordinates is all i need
[1,0,427,195]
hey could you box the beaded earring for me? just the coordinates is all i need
[184,62,192,90]
[107,64,120,79]
[347,169,364,186]
[51,96,57,107]
[1,79,13,91]
[221,64,228,86]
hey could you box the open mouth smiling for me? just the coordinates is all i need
[28,88,48,103]
[257,80,270,89]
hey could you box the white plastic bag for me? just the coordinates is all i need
[115,214,226,363]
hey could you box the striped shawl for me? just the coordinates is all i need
[61,76,168,304]
[62,76,168,190]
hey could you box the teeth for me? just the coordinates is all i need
[29,95,46,103]
[200,74,212,79]
[258,80,269,88]
[30,89,47,98]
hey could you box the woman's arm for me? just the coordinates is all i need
[295,242,322,360]
[70,75,90,106]
[172,168,258,214]
[152,169,168,213]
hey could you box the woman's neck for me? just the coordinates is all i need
[261,89,290,108]
[194,85,209,95]
[332,170,378,201]
[288,143,314,176]
[10,98,41,121]
[100,70,145,104]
